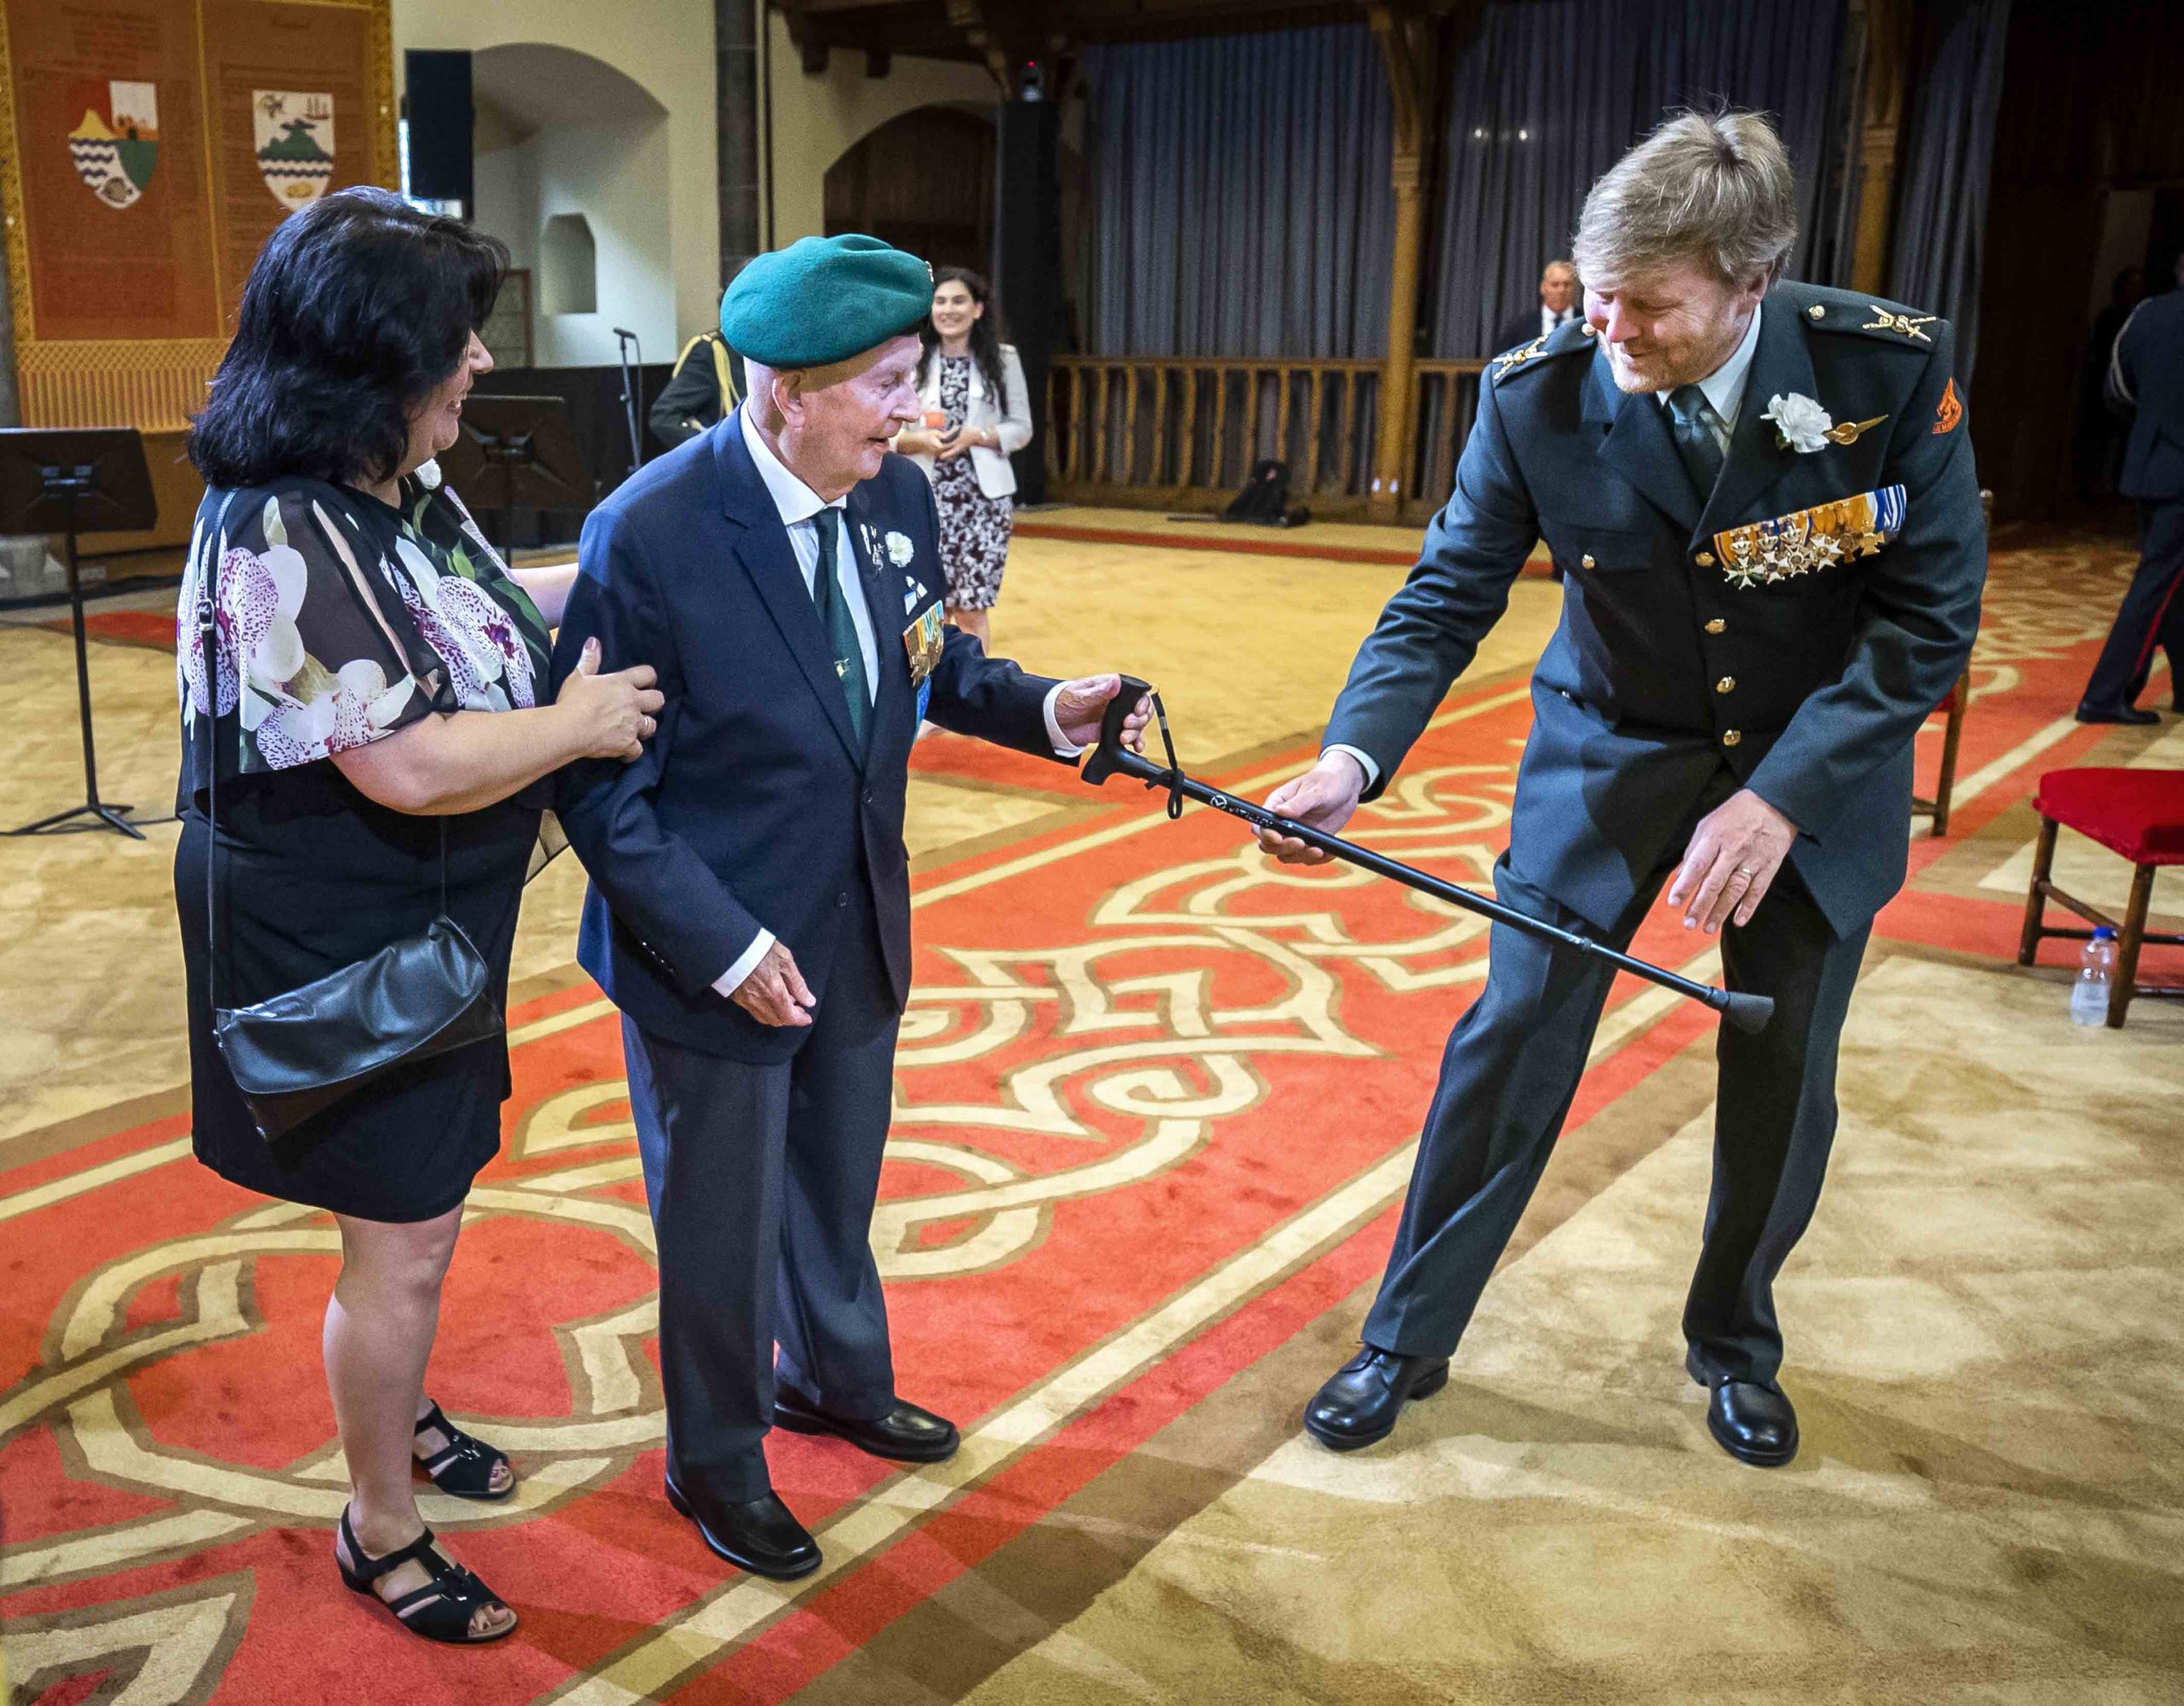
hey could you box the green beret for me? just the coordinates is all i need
[720,234,933,369]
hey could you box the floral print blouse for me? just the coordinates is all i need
[177,462,551,791]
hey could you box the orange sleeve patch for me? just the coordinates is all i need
[1932,378,1962,435]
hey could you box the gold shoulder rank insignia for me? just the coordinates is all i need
[1492,334,1549,378]
[1862,305,1936,343]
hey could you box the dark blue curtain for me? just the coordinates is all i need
[1429,0,1848,357]
[1886,0,2011,384]
[1077,25,1395,358]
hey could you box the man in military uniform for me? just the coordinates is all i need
[648,326,744,450]
[1263,111,1984,1467]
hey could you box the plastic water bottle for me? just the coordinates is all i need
[2071,926,2117,1027]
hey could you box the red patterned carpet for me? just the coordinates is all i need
[1,535,2176,1703]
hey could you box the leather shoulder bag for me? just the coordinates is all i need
[197,493,504,1143]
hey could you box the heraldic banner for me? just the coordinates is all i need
[0,0,395,432]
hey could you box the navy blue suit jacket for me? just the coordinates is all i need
[2116,290,2184,500]
[1325,281,1985,937]
[549,422,1062,1062]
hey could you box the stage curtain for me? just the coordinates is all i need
[1427,0,1848,359]
[1886,0,2012,385]
[1076,24,1394,359]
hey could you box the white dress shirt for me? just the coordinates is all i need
[717,403,1078,998]
[1537,305,1577,339]
[1322,304,1765,795]
[739,403,881,700]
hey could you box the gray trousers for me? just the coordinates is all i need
[623,886,901,1501]
[1363,841,1869,1388]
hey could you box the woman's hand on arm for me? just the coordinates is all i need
[332,638,662,815]
[508,559,580,628]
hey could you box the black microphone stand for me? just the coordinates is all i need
[613,328,644,479]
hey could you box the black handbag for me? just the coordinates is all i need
[197,499,504,1143]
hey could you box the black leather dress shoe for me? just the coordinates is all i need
[772,1388,960,1463]
[2076,703,2161,726]
[1302,1347,1450,1451]
[1686,1349,1798,1467]
[663,1475,821,1579]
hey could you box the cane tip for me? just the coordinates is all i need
[1720,991,1774,1034]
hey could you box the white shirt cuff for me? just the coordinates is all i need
[1323,744,1378,791]
[1043,682,1082,758]
[712,929,775,998]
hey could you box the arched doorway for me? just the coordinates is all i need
[469,43,671,369]
[824,106,995,276]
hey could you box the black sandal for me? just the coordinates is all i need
[336,1506,516,1645]
[413,1400,514,1500]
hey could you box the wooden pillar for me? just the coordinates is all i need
[716,0,762,283]
[1850,0,1913,296]
[1368,6,1436,524]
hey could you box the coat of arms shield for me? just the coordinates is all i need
[252,91,335,209]
[67,81,160,209]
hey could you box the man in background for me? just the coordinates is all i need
[648,326,744,450]
[1496,258,1580,354]
[2079,263,2184,722]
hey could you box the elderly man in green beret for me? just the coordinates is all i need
[550,235,1147,1580]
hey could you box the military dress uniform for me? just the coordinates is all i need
[648,329,744,450]
[1313,281,1984,1446]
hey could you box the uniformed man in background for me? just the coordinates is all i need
[1262,110,1984,1468]
[648,325,744,450]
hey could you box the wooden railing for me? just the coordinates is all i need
[1045,355,1487,525]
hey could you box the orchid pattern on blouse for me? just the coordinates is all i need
[179,479,546,775]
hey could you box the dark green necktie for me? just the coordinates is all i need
[809,508,869,747]
[1666,384,1727,500]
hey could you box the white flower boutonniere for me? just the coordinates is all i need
[1761,393,1833,454]
[885,531,915,567]
[415,458,444,490]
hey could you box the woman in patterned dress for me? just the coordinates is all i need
[175,189,662,1644]
[895,269,1033,649]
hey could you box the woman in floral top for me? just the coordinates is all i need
[176,189,662,1645]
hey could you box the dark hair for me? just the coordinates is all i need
[189,187,508,490]
[916,267,1009,417]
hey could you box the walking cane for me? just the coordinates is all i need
[1079,677,1774,1034]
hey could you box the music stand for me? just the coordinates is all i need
[433,394,590,554]
[1,428,160,839]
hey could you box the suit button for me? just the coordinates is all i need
[836,891,849,909]
[1580,554,1596,569]
[1694,550,1716,568]
[1716,676,1736,694]
[1705,618,1727,635]
[863,788,874,806]
[1722,729,1742,748]
[1808,304,1826,321]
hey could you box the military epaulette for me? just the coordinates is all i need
[1488,318,1594,384]
[1780,284,1945,350]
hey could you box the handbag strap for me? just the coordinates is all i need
[195,486,451,1018]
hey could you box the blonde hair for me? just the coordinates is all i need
[1572,109,1797,289]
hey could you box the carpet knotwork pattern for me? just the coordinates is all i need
[2,536,2176,1704]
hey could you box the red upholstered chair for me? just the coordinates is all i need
[2018,768,2184,1028]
